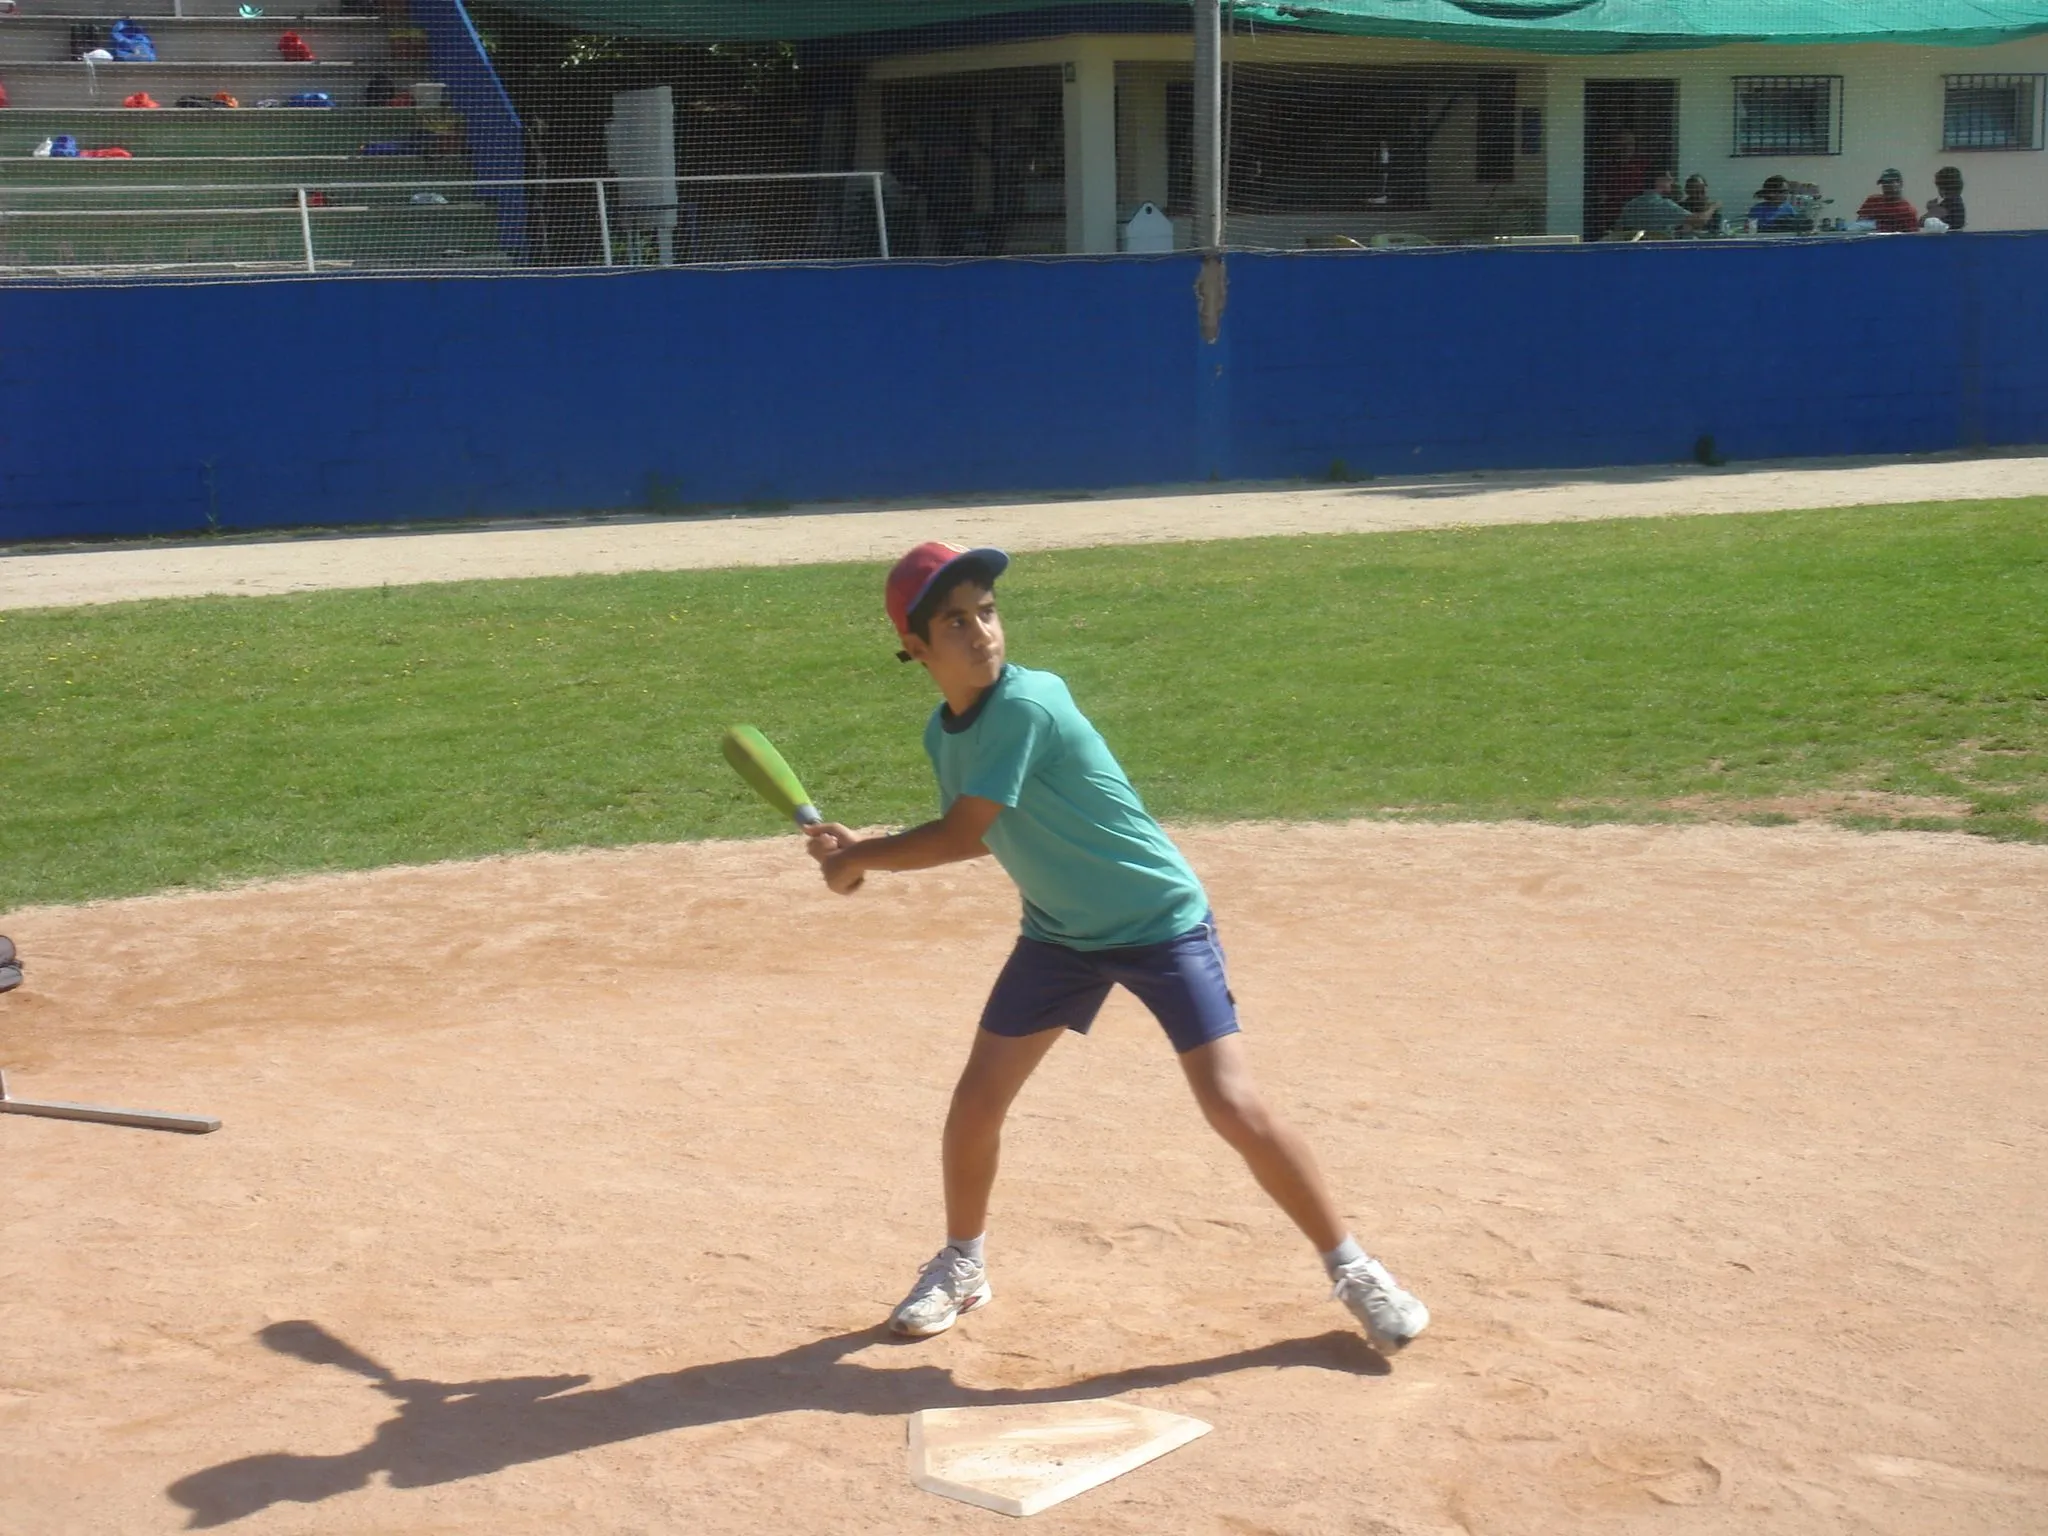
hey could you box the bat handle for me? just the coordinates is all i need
[794,804,863,890]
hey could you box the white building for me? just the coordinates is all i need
[852,21,2048,253]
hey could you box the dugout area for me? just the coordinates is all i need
[2,819,2043,1533]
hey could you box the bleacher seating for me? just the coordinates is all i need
[0,0,511,273]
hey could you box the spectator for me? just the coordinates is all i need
[1856,168,1921,233]
[1613,170,1715,237]
[1928,165,1967,231]
[1682,175,1725,235]
[1747,175,1807,232]
[1594,129,1652,235]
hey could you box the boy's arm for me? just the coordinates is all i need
[804,794,1003,893]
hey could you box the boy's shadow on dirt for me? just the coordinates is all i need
[168,1318,1386,1526]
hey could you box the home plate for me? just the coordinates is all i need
[907,1399,1211,1516]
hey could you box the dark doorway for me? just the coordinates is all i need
[1583,79,1677,239]
[880,67,1065,256]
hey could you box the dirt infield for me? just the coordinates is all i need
[4,450,2043,609]
[3,821,2044,1534]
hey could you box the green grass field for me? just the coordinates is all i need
[3,498,2044,912]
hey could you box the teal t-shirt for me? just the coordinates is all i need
[924,663,1208,950]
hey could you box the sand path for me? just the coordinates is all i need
[4,450,2043,610]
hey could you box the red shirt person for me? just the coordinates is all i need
[1857,169,1921,233]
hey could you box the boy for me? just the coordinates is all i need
[804,542,1429,1353]
[1927,165,1966,231]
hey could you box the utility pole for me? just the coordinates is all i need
[1192,0,1223,250]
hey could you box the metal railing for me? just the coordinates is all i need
[0,170,891,277]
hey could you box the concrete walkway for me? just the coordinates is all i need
[3,451,2042,610]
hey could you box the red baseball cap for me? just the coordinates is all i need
[885,541,1009,659]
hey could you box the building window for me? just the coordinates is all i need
[1943,74,2045,150]
[1166,78,1193,213]
[1226,67,1505,213]
[880,68,1065,257]
[1732,76,1842,156]
[1475,73,1516,182]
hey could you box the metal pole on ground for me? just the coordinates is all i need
[0,1067,219,1135]
[0,940,217,1132]
[1192,0,1223,251]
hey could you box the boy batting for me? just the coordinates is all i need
[803,542,1429,1352]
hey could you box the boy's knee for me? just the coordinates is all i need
[1198,1080,1274,1147]
[946,1076,1012,1135]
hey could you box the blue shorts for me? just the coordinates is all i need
[980,915,1241,1055]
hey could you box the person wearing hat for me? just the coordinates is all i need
[801,541,1432,1353]
[1746,174,1806,232]
[1857,169,1921,233]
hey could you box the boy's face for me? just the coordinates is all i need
[906,580,1005,694]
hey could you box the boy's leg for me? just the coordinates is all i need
[943,1025,1066,1241]
[1175,1034,1345,1253]
[1178,1033,1429,1351]
[892,939,1110,1338]
[1105,925,1344,1246]
[1115,922,1430,1351]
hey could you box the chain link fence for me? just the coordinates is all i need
[1,1,2039,280]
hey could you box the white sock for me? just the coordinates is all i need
[1321,1236,1365,1277]
[948,1234,986,1264]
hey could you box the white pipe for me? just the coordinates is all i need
[296,185,316,273]
[594,178,613,266]
[870,171,890,259]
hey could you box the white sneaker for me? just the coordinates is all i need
[1332,1255,1429,1351]
[889,1248,991,1337]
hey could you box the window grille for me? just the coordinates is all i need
[1732,77,1843,156]
[1475,74,1517,183]
[1943,75,2046,150]
[1224,69,1419,213]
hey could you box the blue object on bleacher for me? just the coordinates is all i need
[49,134,80,157]
[283,91,334,108]
[109,19,157,61]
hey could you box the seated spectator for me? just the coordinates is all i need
[1613,170,1715,237]
[1927,165,1967,231]
[1856,168,1921,233]
[1682,175,1725,236]
[1747,175,1808,232]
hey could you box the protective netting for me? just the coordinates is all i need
[1,1,2041,279]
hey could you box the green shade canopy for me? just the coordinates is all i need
[483,0,2048,51]
[1238,0,2048,51]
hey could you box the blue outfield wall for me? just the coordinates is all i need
[2,234,2044,542]
[1225,234,2048,477]
[0,260,1202,541]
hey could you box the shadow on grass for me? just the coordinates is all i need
[167,1319,1386,1527]
[20,448,2017,556]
